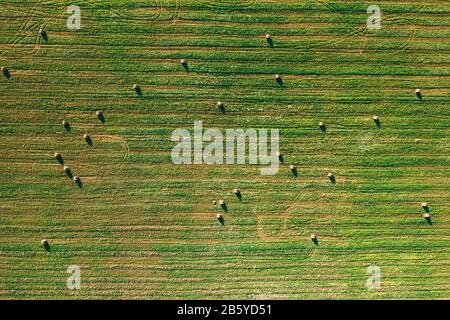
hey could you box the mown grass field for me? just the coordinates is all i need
[0,0,449,299]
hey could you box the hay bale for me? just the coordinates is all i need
[311,233,318,245]
[62,120,71,131]
[290,165,298,177]
[415,88,423,100]
[54,152,64,165]
[423,213,432,225]
[421,202,428,208]
[181,59,189,70]
[319,122,326,132]
[41,239,50,251]
[217,101,225,113]
[265,34,273,47]
[415,139,421,144]
[39,28,48,42]
[96,111,105,123]
[213,200,217,205]
[327,172,336,183]
[1,66,11,79]
[276,152,284,163]
[133,84,142,96]
[217,214,225,226]
[73,176,82,188]
[63,166,73,178]
[373,115,381,128]
[83,134,92,146]
[275,74,283,85]
[233,188,242,200]
[219,200,228,212]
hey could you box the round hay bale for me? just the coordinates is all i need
[421,202,428,208]
[310,233,317,240]
[217,101,225,113]
[415,89,421,94]
[415,139,421,143]
[423,213,430,219]
[219,200,225,206]
[275,74,283,85]
[1,66,11,79]
[233,188,240,194]
[41,239,49,246]
[265,34,274,47]
[319,121,325,127]
[180,59,189,70]
[62,120,70,130]
[372,115,379,121]
[54,152,63,164]
[39,28,48,41]
[73,176,80,182]
[216,214,225,225]
[213,200,217,205]
[290,165,296,171]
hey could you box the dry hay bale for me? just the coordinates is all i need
[73,176,82,188]
[319,121,326,132]
[265,34,273,47]
[54,152,64,165]
[310,233,318,245]
[276,152,284,163]
[233,188,242,200]
[133,84,142,96]
[180,59,189,70]
[63,166,73,178]
[219,199,228,212]
[96,111,105,123]
[217,214,225,226]
[39,28,48,42]
[290,165,298,177]
[83,134,93,146]
[1,66,11,79]
[415,88,423,100]
[415,139,422,144]
[212,200,217,205]
[41,239,50,251]
[372,115,381,128]
[62,120,71,132]
[217,101,225,113]
[275,74,283,85]
[327,172,336,183]
[421,202,429,212]
[423,212,432,225]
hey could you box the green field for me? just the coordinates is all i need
[0,0,449,300]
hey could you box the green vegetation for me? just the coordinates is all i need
[0,0,448,299]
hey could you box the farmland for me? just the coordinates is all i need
[0,0,449,299]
